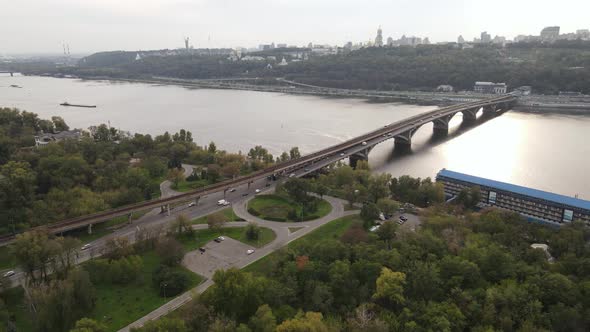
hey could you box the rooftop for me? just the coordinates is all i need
[436,169,590,211]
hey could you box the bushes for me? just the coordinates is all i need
[245,223,261,241]
[156,237,186,267]
[85,255,143,284]
[152,265,190,297]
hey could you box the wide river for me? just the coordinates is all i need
[2,75,590,199]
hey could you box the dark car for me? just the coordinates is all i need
[265,183,271,187]
[399,215,408,222]
[242,192,249,196]
[198,247,206,253]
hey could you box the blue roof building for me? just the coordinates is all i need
[436,169,590,226]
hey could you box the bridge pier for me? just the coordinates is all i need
[433,114,453,137]
[166,204,171,216]
[483,105,497,116]
[349,147,372,168]
[462,108,478,123]
[88,224,93,234]
[394,129,416,152]
[127,213,133,224]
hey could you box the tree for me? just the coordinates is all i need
[279,152,290,162]
[249,304,277,332]
[52,116,69,131]
[93,124,111,142]
[103,237,134,260]
[152,265,190,297]
[170,214,193,237]
[376,221,397,249]
[289,147,301,159]
[245,223,261,241]
[130,318,188,332]
[0,161,36,232]
[283,178,312,206]
[70,318,107,332]
[314,183,329,199]
[168,167,185,189]
[376,198,399,217]
[368,173,391,203]
[373,267,406,306]
[13,230,52,284]
[156,237,186,266]
[208,141,217,154]
[276,311,329,332]
[207,211,226,231]
[360,202,380,228]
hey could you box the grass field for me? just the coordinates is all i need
[2,250,203,332]
[178,226,276,251]
[174,179,209,192]
[90,251,203,331]
[0,245,15,270]
[243,214,360,276]
[247,194,332,222]
[191,207,243,224]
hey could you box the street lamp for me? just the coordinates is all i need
[161,282,168,301]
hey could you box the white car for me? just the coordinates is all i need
[361,141,367,146]
[217,199,230,206]
[255,189,261,193]
[340,153,345,157]
[81,244,92,251]
[246,249,255,255]
[3,270,15,278]
[188,202,196,207]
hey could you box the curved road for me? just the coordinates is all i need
[119,192,358,331]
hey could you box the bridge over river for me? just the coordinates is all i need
[0,95,516,243]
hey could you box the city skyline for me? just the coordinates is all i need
[2,0,590,54]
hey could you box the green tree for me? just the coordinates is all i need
[52,116,69,131]
[376,198,400,217]
[360,202,380,228]
[373,267,406,306]
[249,304,277,332]
[168,167,185,190]
[245,222,261,241]
[207,211,226,231]
[0,161,36,232]
[368,173,391,203]
[156,237,186,267]
[276,311,329,332]
[376,221,398,249]
[289,147,301,159]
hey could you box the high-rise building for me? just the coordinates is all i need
[540,26,560,41]
[386,37,394,46]
[576,29,590,40]
[375,26,384,47]
[480,31,491,43]
[457,35,465,44]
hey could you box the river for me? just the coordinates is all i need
[2,74,589,199]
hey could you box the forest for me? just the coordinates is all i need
[0,108,289,235]
[15,41,590,95]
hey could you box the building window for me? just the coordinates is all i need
[489,191,497,204]
[563,209,574,222]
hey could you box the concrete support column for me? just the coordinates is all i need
[462,109,477,123]
[166,204,171,216]
[88,224,93,234]
[433,116,450,137]
[223,188,228,198]
[195,196,200,205]
[483,105,496,116]
[127,213,133,224]
[349,154,368,169]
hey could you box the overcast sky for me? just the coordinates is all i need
[2,0,589,54]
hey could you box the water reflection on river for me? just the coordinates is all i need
[2,75,589,199]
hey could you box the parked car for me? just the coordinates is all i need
[289,173,296,178]
[199,247,206,253]
[265,183,271,187]
[255,189,261,193]
[399,215,408,222]
[229,188,236,192]
[246,249,255,255]
[369,225,381,232]
[188,202,196,207]
[214,236,225,243]
[81,244,92,251]
[3,270,15,278]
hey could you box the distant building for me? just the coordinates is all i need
[457,35,465,44]
[474,81,507,94]
[35,130,82,146]
[241,55,265,62]
[540,26,560,42]
[276,43,287,48]
[277,57,288,66]
[436,169,590,226]
[576,29,590,40]
[492,35,507,45]
[480,31,492,43]
[386,37,394,46]
[436,85,454,92]
[374,26,384,47]
[514,86,532,96]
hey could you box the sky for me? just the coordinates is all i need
[2,0,590,54]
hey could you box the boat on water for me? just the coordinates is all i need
[60,102,96,108]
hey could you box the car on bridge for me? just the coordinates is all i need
[361,141,367,146]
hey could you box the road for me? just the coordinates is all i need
[119,193,357,331]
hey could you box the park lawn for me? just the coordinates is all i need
[174,179,209,192]
[2,286,33,332]
[65,209,150,244]
[248,194,332,222]
[191,207,243,224]
[223,227,276,248]
[178,227,276,251]
[243,214,360,276]
[0,245,16,270]
[90,251,203,331]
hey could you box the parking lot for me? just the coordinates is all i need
[182,237,255,278]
